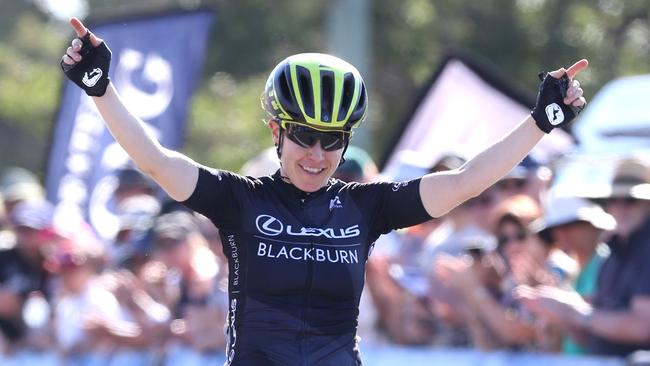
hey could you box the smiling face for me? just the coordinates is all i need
[270,122,344,192]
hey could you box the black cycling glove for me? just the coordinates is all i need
[60,32,112,97]
[531,72,584,133]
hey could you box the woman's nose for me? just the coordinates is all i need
[306,139,326,159]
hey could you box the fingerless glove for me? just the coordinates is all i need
[531,72,584,133]
[60,32,112,97]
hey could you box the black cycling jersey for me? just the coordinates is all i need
[183,167,432,366]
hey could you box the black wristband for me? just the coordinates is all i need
[60,32,112,97]
[531,72,583,133]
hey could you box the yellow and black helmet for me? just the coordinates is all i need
[261,53,367,132]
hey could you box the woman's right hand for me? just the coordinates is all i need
[60,17,112,96]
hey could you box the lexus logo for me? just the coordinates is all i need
[256,215,283,236]
[255,214,361,238]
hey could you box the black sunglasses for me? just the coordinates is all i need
[497,178,527,191]
[605,197,642,206]
[281,122,348,152]
[465,194,494,208]
[497,229,528,247]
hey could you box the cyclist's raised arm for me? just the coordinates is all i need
[61,18,198,201]
[94,85,199,201]
[61,17,198,201]
[419,59,588,218]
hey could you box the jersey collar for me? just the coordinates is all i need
[271,169,333,204]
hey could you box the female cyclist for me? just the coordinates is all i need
[61,17,587,366]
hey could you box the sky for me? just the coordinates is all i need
[36,0,87,20]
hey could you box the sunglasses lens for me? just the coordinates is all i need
[517,230,527,240]
[320,133,344,150]
[498,179,526,191]
[288,129,315,148]
[284,123,346,151]
[497,229,527,246]
[608,197,640,206]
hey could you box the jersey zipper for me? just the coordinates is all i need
[301,238,314,366]
[298,196,314,366]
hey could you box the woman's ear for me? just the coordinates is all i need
[269,120,280,146]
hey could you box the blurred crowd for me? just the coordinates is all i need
[0,167,227,365]
[1,145,649,365]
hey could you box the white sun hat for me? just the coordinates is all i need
[530,195,616,235]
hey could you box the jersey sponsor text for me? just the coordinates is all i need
[257,242,359,264]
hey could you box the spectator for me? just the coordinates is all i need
[430,234,501,348]
[332,145,378,183]
[99,267,171,366]
[110,194,161,268]
[0,167,44,216]
[494,156,552,204]
[1,200,56,351]
[98,194,173,365]
[0,192,5,228]
[0,192,13,250]
[365,152,465,345]
[530,195,616,355]
[50,236,149,365]
[435,195,571,351]
[239,147,281,177]
[113,167,156,206]
[150,211,226,365]
[517,158,650,357]
[421,187,497,261]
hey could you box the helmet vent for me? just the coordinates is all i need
[351,83,367,121]
[277,68,299,118]
[296,66,314,118]
[338,73,355,122]
[278,69,292,102]
[320,70,334,123]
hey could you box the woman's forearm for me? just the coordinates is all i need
[93,84,198,201]
[420,116,544,217]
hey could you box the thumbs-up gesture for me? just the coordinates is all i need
[60,17,112,97]
[531,59,588,133]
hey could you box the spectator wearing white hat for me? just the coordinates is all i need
[0,167,45,217]
[517,158,650,357]
[528,195,616,355]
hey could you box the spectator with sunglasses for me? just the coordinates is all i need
[517,158,650,357]
[363,152,456,346]
[495,156,552,204]
[60,16,587,365]
[422,187,498,260]
[435,194,570,351]
[418,187,499,347]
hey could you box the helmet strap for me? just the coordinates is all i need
[338,140,349,167]
[273,119,285,161]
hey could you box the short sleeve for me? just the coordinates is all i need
[181,166,251,228]
[351,178,432,237]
